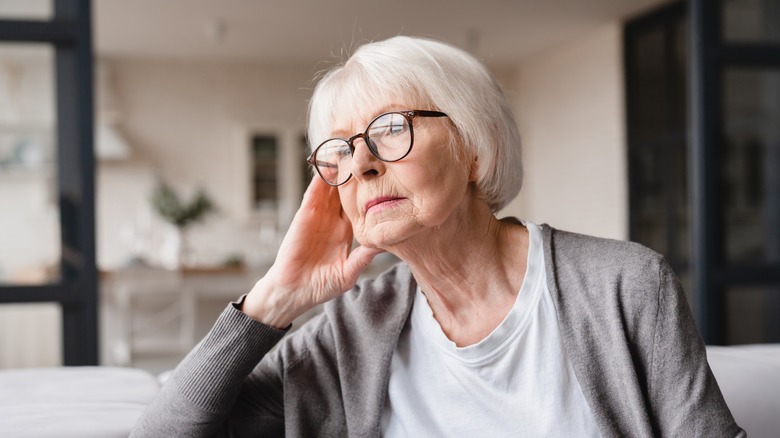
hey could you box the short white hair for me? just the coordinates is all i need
[308,36,522,211]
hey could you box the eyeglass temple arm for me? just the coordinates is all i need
[409,110,448,118]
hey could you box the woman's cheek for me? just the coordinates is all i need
[337,187,358,220]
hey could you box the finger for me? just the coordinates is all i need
[306,179,344,216]
[302,176,329,207]
[303,174,325,197]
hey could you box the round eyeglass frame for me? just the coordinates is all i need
[307,109,449,186]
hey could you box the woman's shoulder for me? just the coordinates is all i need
[542,224,666,276]
[541,225,684,352]
[540,224,674,311]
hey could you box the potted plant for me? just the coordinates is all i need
[150,181,215,268]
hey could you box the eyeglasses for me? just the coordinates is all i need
[307,110,449,186]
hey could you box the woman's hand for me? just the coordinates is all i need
[242,177,383,328]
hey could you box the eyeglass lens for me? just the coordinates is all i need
[313,112,412,186]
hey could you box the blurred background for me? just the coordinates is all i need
[0,0,778,373]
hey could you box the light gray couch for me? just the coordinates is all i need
[0,366,158,438]
[707,344,780,438]
[0,345,777,437]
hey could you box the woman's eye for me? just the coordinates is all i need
[389,123,406,135]
[373,123,406,136]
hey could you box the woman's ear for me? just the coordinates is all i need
[468,155,479,182]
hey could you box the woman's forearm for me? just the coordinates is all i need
[130,302,288,437]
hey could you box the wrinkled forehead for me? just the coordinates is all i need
[309,64,430,146]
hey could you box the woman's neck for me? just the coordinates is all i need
[388,197,529,346]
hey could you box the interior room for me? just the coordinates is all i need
[1,0,778,436]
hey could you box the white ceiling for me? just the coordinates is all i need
[94,0,674,67]
[2,0,670,67]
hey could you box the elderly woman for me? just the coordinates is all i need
[132,36,743,437]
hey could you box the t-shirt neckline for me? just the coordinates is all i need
[412,220,545,364]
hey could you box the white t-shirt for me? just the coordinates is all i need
[381,221,601,437]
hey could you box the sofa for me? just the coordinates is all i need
[706,344,780,438]
[0,345,777,437]
[0,366,158,437]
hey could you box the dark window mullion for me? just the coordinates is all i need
[664,17,681,271]
[626,1,690,287]
[0,284,80,304]
[718,45,780,67]
[0,19,76,42]
[690,0,726,344]
[54,0,98,366]
[716,267,780,285]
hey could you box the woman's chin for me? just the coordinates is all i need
[357,220,418,250]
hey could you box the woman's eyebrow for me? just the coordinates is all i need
[328,104,406,137]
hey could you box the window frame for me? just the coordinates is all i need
[627,0,780,344]
[0,0,98,365]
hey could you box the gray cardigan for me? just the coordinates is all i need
[132,225,745,437]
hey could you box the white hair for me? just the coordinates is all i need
[307,36,522,211]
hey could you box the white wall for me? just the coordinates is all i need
[97,58,315,269]
[500,24,628,240]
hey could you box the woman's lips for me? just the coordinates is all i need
[365,196,405,214]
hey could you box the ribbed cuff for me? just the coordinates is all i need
[173,303,289,413]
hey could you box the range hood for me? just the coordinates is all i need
[95,60,132,161]
[95,121,131,160]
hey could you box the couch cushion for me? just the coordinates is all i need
[707,344,780,438]
[0,366,159,438]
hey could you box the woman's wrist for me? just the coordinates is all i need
[241,277,307,329]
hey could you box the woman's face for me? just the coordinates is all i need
[334,103,474,249]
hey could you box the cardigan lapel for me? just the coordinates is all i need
[541,224,613,435]
[336,264,417,437]
[540,224,656,437]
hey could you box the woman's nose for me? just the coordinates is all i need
[350,138,385,181]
